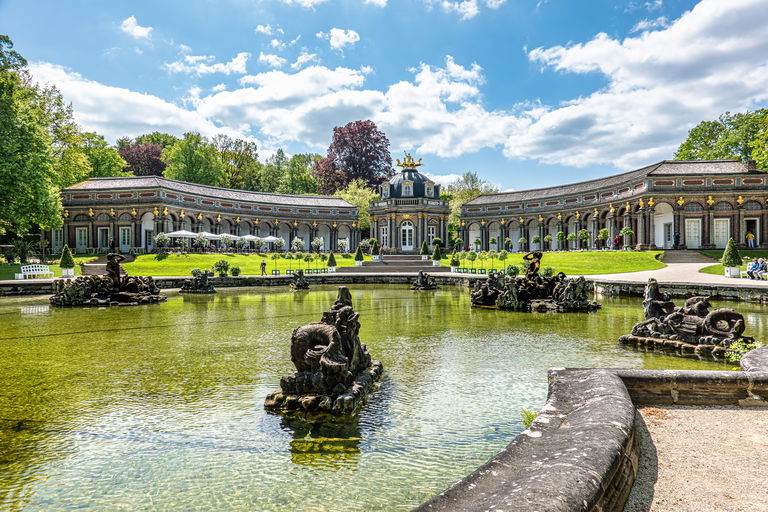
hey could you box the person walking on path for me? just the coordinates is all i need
[673,232,680,249]
[260,260,267,276]
[747,232,756,248]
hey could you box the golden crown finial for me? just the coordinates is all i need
[395,152,423,169]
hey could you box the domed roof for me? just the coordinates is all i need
[382,154,440,199]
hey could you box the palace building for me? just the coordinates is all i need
[369,154,450,252]
[52,176,359,253]
[459,159,768,251]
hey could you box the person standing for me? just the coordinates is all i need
[260,260,267,276]
[673,232,680,249]
[746,232,756,249]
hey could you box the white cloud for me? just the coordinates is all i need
[165,52,250,75]
[258,52,287,68]
[255,24,283,35]
[630,16,669,33]
[291,49,319,70]
[425,0,505,20]
[317,28,360,51]
[424,172,463,187]
[120,16,152,39]
[280,0,329,7]
[212,83,227,92]
[363,0,388,6]
[270,38,286,50]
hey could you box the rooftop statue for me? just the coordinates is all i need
[265,287,383,417]
[396,152,423,169]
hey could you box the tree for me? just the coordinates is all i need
[259,149,288,192]
[279,153,320,194]
[675,110,768,163]
[420,240,429,256]
[82,132,126,178]
[313,120,393,194]
[120,143,166,176]
[334,178,378,231]
[59,244,74,268]
[354,245,364,262]
[432,244,441,261]
[721,238,742,267]
[445,172,499,226]
[327,251,337,267]
[212,134,261,190]
[163,132,225,186]
[0,36,61,234]
[135,131,179,150]
[577,229,590,248]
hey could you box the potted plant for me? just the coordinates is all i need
[230,265,241,277]
[721,237,742,278]
[474,237,482,251]
[359,239,371,254]
[619,226,635,250]
[291,237,305,252]
[498,249,508,271]
[371,240,381,261]
[59,244,75,278]
[432,244,442,266]
[577,229,590,250]
[420,240,430,260]
[518,237,528,251]
[449,249,460,272]
[532,235,541,250]
[566,232,577,250]
[311,237,323,253]
[543,234,553,251]
[489,237,497,251]
[467,250,477,273]
[274,237,286,253]
[337,239,348,253]
[453,237,464,250]
[504,237,512,251]
[556,231,566,250]
[213,259,230,277]
[354,245,364,266]
[154,232,170,253]
[506,263,519,276]
[327,251,337,272]
[432,237,443,250]
[220,234,233,251]
[598,228,610,249]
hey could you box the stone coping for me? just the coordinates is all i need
[414,346,768,511]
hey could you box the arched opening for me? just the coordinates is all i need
[467,223,481,251]
[486,221,500,251]
[141,212,155,251]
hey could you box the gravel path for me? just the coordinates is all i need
[625,406,768,512]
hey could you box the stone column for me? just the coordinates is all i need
[519,223,526,251]
[623,212,632,248]
[648,209,656,249]
[704,208,714,249]
[675,209,684,249]
[636,211,645,249]
[738,207,746,247]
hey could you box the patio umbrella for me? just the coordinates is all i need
[260,236,280,243]
[240,235,260,241]
[165,230,198,238]
[198,231,221,240]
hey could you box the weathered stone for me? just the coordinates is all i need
[411,271,437,290]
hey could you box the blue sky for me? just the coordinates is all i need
[3,0,768,190]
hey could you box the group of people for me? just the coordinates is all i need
[745,258,767,280]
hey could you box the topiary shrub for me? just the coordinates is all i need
[432,244,441,261]
[721,237,742,267]
[327,251,337,267]
[372,241,380,256]
[419,240,429,256]
[450,250,460,267]
[354,245,364,261]
[213,259,230,277]
[230,266,241,277]
[59,244,75,269]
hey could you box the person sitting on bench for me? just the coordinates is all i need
[746,259,760,279]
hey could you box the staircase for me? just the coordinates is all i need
[660,250,718,264]
[337,254,450,273]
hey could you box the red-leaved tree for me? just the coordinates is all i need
[313,120,393,194]
[119,143,166,176]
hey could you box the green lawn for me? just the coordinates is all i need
[0,255,100,280]
[446,250,665,275]
[122,252,367,276]
[698,249,768,276]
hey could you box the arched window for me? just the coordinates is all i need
[426,184,434,197]
[684,203,704,211]
[745,201,762,210]
[714,202,733,211]
[382,184,390,199]
[402,181,413,197]
[96,213,110,221]
[400,220,414,250]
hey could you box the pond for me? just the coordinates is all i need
[0,286,763,511]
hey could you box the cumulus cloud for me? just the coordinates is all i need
[364,0,388,5]
[212,83,227,92]
[630,16,669,33]
[255,24,284,35]
[120,16,152,39]
[280,0,329,7]
[425,0,506,20]
[258,52,287,68]
[291,49,319,70]
[165,52,250,75]
[317,28,360,51]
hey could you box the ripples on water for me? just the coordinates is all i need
[0,286,745,511]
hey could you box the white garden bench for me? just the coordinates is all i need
[15,264,55,280]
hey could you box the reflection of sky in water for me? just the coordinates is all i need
[0,287,747,511]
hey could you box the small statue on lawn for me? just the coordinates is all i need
[412,271,437,290]
[522,251,542,279]
[180,269,216,294]
[290,269,310,290]
[265,287,383,417]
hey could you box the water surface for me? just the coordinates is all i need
[0,286,758,511]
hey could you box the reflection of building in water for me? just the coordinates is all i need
[282,418,361,470]
[20,304,51,314]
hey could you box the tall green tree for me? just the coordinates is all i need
[279,153,319,194]
[135,131,180,150]
[445,171,499,225]
[334,178,378,231]
[0,35,61,234]
[82,132,126,178]
[163,132,225,186]
[259,149,288,193]
[675,110,768,163]
[212,134,261,190]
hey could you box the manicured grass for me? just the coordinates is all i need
[0,255,99,280]
[698,249,768,276]
[446,250,665,275]
[122,252,367,276]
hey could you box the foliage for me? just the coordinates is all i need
[235,238,246,249]
[280,153,319,194]
[219,234,234,249]
[212,259,230,276]
[566,232,577,242]
[445,171,499,226]
[230,265,241,276]
[327,251,337,267]
[467,251,477,267]
[337,239,347,252]
[453,237,463,248]
[420,240,429,255]
[353,245,364,261]
[154,232,170,248]
[518,237,527,245]
[334,178,378,230]
[498,250,508,264]
[291,236,305,251]
[556,231,566,242]
[504,237,512,250]
[474,237,481,249]
[432,237,443,248]
[59,244,75,268]
[674,109,768,164]
[598,228,609,240]
[505,264,520,276]
[120,143,164,177]
[541,266,554,277]
[489,237,497,246]
[311,237,324,252]
[359,239,371,252]
[619,226,634,238]
[432,244,441,261]
[725,340,758,363]
[163,132,225,186]
[313,120,393,194]
[135,132,179,150]
[544,234,553,243]
[371,240,380,256]
[212,134,261,190]
[577,229,590,244]
[721,238,742,267]
[192,234,209,249]
[274,237,285,251]
[532,235,541,244]
[450,249,460,267]
[520,408,537,429]
[82,132,126,178]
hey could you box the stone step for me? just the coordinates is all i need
[336,265,450,273]
[661,250,718,264]
[362,259,440,267]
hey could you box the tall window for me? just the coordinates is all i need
[381,226,389,247]
[401,220,414,249]
[52,228,63,251]
[427,226,436,244]
[382,185,390,199]
[426,185,434,197]
[403,182,413,196]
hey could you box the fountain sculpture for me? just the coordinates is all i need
[290,269,310,290]
[180,269,216,294]
[265,287,383,417]
[619,278,753,359]
[50,253,167,307]
[470,252,600,312]
[411,271,437,290]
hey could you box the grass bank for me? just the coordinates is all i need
[699,249,768,276]
[0,255,100,280]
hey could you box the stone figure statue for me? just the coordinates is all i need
[105,253,125,291]
[624,278,752,347]
[522,251,543,279]
[412,271,437,290]
[180,269,216,294]
[290,269,310,290]
[265,287,383,416]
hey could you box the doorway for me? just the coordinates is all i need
[746,218,760,247]
[97,227,110,251]
[685,219,702,249]
[119,226,132,253]
[713,218,730,249]
[663,223,673,249]
[400,220,414,251]
[75,227,88,253]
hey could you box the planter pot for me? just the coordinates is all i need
[450,266,458,272]
[328,266,336,272]
[372,255,380,261]
[61,268,75,278]
[432,260,441,266]
[355,260,363,267]
[421,255,429,260]
[724,266,741,278]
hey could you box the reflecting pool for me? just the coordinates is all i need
[0,286,759,511]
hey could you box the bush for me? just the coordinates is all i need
[193,234,209,249]
[506,264,520,276]
[291,237,305,252]
[419,240,429,256]
[541,266,554,277]
[619,226,634,238]
[219,234,233,249]
[450,250,460,267]
[154,232,170,249]
[725,340,758,362]
[359,239,371,252]
[518,237,527,245]
[230,266,241,276]
[598,228,610,240]
[721,237,742,267]
[337,239,347,253]
[327,251,337,267]
[372,240,380,256]
[453,237,464,248]
[59,245,75,269]
[520,408,537,428]
[556,231,566,242]
[432,244,441,261]
[432,237,443,248]
[354,245,364,261]
[213,259,230,276]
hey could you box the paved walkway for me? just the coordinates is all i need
[587,262,768,287]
